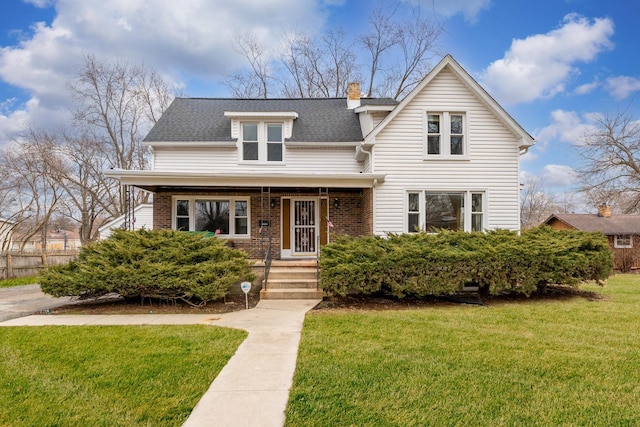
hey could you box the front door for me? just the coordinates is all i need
[292,199,317,256]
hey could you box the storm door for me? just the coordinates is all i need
[292,199,317,255]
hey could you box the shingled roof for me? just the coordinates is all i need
[144,97,398,143]
[545,213,640,235]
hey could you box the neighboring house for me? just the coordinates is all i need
[98,204,154,239]
[0,217,16,252]
[105,55,534,261]
[11,229,81,253]
[544,205,640,271]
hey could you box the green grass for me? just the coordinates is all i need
[0,325,247,426]
[286,274,640,426]
[0,276,39,288]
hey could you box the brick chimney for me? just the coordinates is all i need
[597,204,611,218]
[347,82,361,109]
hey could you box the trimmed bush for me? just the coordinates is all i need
[320,227,613,298]
[40,229,255,305]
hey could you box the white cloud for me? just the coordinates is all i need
[430,0,491,23]
[535,109,598,147]
[574,79,600,95]
[605,76,640,100]
[0,0,330,142]
[481,14,614,105]
[540,164,578,188]
[24,0,54,7]
[406,0,491,23]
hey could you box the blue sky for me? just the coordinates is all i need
[1,0,639,211]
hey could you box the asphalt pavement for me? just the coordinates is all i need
[0,283,79,322]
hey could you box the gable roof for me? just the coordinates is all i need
[363,54,534,150]
[144,97,396,144]
[545,213,640,235]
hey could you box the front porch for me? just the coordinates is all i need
[153,187,371,300]
[153,187,372,261]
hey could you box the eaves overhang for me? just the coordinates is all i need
[104,170,385,192]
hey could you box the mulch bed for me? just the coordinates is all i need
[49,285,607,315]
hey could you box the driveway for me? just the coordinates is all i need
[0,284,77,322]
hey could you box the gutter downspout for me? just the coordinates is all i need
[360,143,376,235]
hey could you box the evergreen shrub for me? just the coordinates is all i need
[320,227,613,298]
[40,229,255,305]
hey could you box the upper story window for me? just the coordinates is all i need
[241,122,284,163]
[425,111,467,158]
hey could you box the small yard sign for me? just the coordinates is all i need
[241,281,251,309]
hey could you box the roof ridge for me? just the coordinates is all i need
[176,97,397,102]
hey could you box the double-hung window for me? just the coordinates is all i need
[614,235,632,248]
[174,197,250,237]
[425,111,467,158]
[241,122,284,163]
[407,191,485,233]
[242,123,259,160]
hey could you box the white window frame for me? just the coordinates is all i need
[423,110,468,159]
[172,196,251,238]
[240,122,285,164]
[406,190,486,233]
[614,234,632,248]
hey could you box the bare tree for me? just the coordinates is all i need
[278,30,318,98]
[226,31,272,98]
[577,109,640,213]
[317,28,359,97]
[387,8,443,99]
[520,175,557,229]
[0,136,63,252]
[278,27,358,98]
[68,55,175,216]
[227,1,442,100]
[0,57,176,250]
[360,5,401,98]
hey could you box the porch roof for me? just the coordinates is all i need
[104,170,385,192]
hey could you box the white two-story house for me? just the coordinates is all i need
[106,55,534,265]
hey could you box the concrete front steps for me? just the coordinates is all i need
[259,260,323,300]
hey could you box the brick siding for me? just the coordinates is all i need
[152,188,369,259]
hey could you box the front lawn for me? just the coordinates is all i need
[287,275,640,426]
[0,276,39,288]
[0,325,247,426]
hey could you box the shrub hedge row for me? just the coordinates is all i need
[319,227,613,298]
[40,229,255,305]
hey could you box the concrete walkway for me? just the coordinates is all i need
[0,298,321,427]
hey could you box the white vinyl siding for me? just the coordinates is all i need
[372,67,522,234]
[98,204,154,239]
[153,146,362,173]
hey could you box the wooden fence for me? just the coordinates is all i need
[0,252,78,280]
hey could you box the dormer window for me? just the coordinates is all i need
[225,111,297,164]
[242,123,259,160]
[267,124,283,161]
[241,122,283,162]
